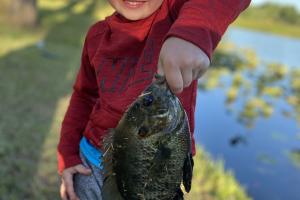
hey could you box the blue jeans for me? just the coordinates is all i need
[73,151,103,200]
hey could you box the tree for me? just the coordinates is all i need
[9,0,38,28]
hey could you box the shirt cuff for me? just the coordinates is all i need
[57,150,82,174]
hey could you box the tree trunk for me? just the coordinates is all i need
[9,0,38,28]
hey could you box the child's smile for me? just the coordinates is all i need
[108,0,163,20]
[123,0,147,9]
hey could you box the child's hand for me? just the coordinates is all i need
[60,164,91,200]
[158,37,210,94]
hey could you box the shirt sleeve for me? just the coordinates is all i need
[57,34,99,174]
[166,0,251,59]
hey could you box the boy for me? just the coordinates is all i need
[58,0,251,199]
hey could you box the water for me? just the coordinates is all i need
[223,28,300,67]
[195,28,300,200]
[222,28,300,68]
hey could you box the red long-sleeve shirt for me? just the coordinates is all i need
[57,0,251,173]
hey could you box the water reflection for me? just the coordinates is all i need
[195,30,300,200]
[199,47,300,128]
[256,153,277,166]
[224,28,300,67]
[289,149,300,169]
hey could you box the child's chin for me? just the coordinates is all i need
[121,11,151,21]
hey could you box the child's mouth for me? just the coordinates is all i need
[123,0,147,9]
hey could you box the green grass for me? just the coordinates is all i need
[186,147,251,200]
[0,0,250,199]
[233,4,300,38]
[233,16,300,38]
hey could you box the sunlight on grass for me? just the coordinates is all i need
[33,95,71,199]
[186,147,251,200]
[234,17,300,38]
[94,4,114,20]
[233,4,300,38]
[0,34,42,57]
[72,0,94,14]
[0,0,113,57]
[50,12,69,24]
[38,0,69,10]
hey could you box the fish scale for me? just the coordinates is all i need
[101,75,194,200]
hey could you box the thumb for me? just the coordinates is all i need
[74,164,92,175]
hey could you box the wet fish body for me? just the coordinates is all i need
[102,75,193,200]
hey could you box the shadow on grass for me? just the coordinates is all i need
[0,0,104,199]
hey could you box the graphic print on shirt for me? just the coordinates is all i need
[95,39,156,95]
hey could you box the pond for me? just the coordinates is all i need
[195,28,300,200]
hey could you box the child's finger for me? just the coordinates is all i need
[164,63,183,94]
[74,164,92,175]
[181,68,193,88]
[157,59,165,76]
[192,68,199,80]
[63,173,79,200]
[60,182,68,200]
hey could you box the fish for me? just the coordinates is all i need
[101,74,194,200]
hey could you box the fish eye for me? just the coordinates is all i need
[142,94,154,107]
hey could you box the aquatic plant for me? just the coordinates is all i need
[288,149,300,169]
[199,44,300,128]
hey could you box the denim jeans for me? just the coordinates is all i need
[73,151,103,200]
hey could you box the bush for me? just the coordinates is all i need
[258,3,300,25]
[278,6,300,24]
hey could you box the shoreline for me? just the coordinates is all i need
[233,12,300,39]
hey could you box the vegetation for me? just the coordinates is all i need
[289,150,300,169]
[199,44,300,128]
[234,3,300,38]
[0,0,38,27]
[186,147,251,200]
[0,0,250,199]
